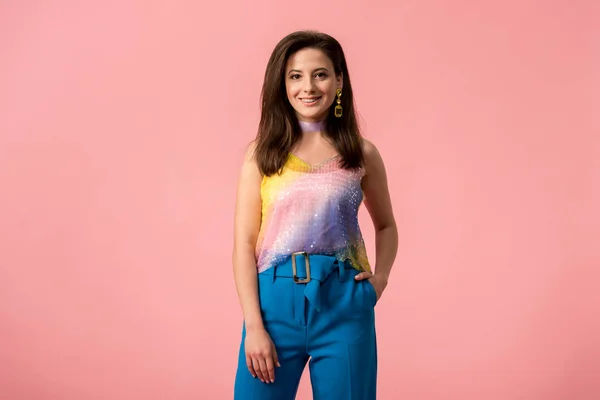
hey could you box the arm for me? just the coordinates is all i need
[232,143,264,331]
[355,139,398,297]
[232,143,279,383]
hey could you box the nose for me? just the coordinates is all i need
[302,77,316,93]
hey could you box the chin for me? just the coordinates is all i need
[297,112,327,122]
[294,107,329,122]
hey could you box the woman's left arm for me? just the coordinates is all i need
[354,139,399,300]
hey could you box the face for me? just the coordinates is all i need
[284,47,343,123]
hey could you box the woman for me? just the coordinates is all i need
[232,30,398,400]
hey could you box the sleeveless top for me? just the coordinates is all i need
[255,153,371,273]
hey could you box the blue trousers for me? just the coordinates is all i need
[234,254,378,399]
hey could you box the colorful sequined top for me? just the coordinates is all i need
[255,153,371,273]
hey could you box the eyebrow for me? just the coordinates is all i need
[287,67,330,75]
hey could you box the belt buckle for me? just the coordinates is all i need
[291,251,311,283]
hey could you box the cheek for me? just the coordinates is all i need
[318,81,335,97]
[286,82,301,99]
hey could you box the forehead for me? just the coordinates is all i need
[286,48,333,71]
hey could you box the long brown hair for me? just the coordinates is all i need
[253,30,364,176]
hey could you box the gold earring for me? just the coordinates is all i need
[334,88,343,118]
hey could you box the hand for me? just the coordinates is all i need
[244,327,280,383]
[354,271,388,301]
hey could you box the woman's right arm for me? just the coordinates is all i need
[232,143,279,383]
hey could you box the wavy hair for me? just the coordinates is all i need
[253,30,364,176]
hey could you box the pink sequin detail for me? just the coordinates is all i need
[255,154,371,273]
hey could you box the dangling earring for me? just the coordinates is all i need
[334,88,343,118]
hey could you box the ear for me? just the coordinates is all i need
[337,72,344,90]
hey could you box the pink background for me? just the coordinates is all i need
[1,1,598,399]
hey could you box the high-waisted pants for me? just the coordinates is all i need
[233,254,378,399]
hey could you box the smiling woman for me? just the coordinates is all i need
[284,49,342,123]
[252,31,364,176]
[232,30,398,400]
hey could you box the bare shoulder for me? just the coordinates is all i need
[243,140,258,163]
[362,138,379,157]
[239,141,262,178]
[361,138,385,175]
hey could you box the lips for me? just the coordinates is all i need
[300,97,322,104]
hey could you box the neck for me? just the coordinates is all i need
[298,119,325,133]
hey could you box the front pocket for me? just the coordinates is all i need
[364,280,378,307]
[257,272,294,322]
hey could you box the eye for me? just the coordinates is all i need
[290,74,301,80]
[315,72,328,79]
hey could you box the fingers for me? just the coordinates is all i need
[246,355,256,378]
[252,358,265,382]
[354,271,373,281]
[258,358,270,383]
[273,346,281,368]
[265,357,276,383]
[245,332,280,384]
[249,353,276,383]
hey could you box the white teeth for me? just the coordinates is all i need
[302,98,320,103]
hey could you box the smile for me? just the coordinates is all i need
[300,97,322,104]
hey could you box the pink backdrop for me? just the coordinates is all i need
[1,1,598,399]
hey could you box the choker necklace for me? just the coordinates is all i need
[298,120,325,132]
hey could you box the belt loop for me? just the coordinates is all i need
[337,259,347,282]
[272,263,277,283]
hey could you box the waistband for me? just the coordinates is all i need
[259,253,356,312]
